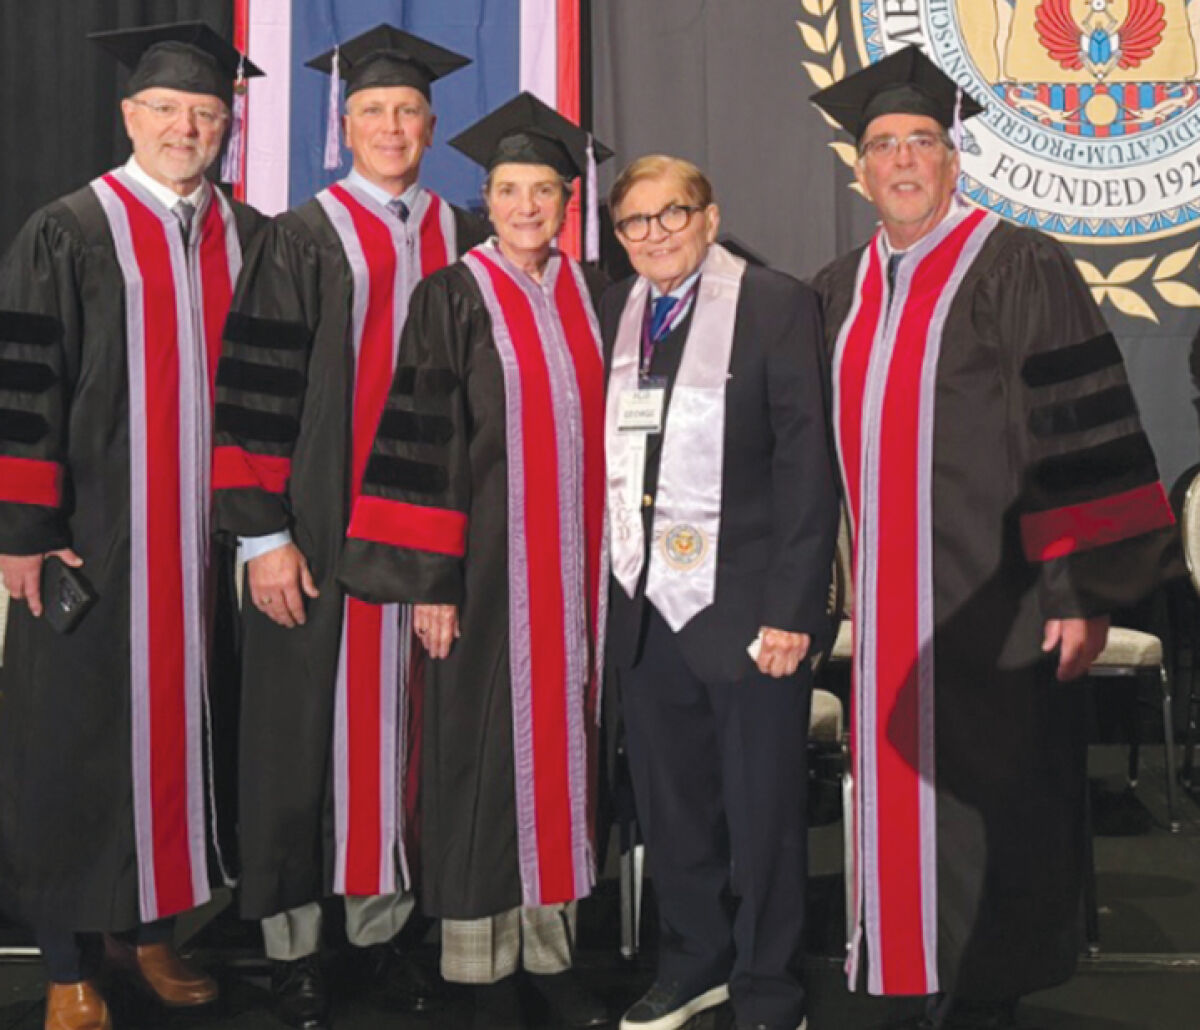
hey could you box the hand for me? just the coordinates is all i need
[248,542,319,628]
[755,626,811,678]
[1043,615,1110,682]
[0,549,83,618]
[413,604,459,659]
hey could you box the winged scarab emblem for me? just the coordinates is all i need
[1035,0,1167,79]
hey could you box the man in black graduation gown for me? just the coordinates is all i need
[212,24,487,1030]
[0,22,264,1030]
[811,47,1181,1030]
[601,155,838,1030]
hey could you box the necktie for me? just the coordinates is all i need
[887,253,902,295]
[174,200,195,244]
[387,197,410,223]
[649,295,678,344]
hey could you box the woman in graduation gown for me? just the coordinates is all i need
[339,93,612,1030]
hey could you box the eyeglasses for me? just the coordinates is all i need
[615,203,704,242]
[859,131,947,161]
[131,98,228,128]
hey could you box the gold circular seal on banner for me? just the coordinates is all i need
[661,524,707,570]
[796,0,1200,323]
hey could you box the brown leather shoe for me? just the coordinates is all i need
[105,938,218,1007]
[44,981,112,1030]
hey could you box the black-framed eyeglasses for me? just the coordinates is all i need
[615,203,704,242]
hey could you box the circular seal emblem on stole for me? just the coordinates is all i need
[661,523,708,570]
[833,0,1200,244]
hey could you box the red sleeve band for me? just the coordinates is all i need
[0,456,62,507]
[1021,481,1176,562]
[347,495,467,557]
[213,445,291,495]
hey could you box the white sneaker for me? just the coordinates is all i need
[619,981,730,1030]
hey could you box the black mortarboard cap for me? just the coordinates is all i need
[448,92,613,181]
[90,22,263,108]
[305,24,470,100]
[810,45,983,143]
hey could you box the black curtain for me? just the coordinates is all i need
[591,0,867,286]
[0,0,233,252]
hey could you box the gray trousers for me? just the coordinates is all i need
[261,893,415,961]
[441,902,576,984]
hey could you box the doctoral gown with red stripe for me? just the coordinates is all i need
[815,219,1180,1001]
[0,183,262,931]
[338,256,609,919]
[212,194,487,919]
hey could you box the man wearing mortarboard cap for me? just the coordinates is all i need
[811,45,1180,1029]
[210,23,487,1029]
[337,91,613,1029]
[0,20,265,1030]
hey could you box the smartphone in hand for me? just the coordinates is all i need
[41,555,97,634]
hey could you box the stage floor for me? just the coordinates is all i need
[1,743,1197,1030]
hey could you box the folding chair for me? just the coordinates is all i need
[1086,629,1180,833]
[1177,469,1200,788]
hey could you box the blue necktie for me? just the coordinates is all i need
[649,295,677,343]
[387,197,409,223]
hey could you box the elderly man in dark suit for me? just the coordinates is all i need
[601,155,838,1030]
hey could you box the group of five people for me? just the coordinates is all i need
[0,19,1181,1030]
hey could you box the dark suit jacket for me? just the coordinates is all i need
[600,260,839,684]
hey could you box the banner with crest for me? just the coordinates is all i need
[594,0,1200,487]
[798,1,1200,315]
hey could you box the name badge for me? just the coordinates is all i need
[617,387,665,434]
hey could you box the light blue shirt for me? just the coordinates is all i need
[648,267,702,302]
[648,267,702,333]
[345,169,422,214]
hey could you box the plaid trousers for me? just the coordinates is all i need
[441,902,577,984]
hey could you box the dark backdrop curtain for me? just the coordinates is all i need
[0,0,233,252]
[3,0,1197,484]
[592,0,876,284]
[592,0,1200,489]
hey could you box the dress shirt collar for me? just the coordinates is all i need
[648,267,702,302]
[123,156,209,213]
[879,198,963,260]
[345,168,423,212]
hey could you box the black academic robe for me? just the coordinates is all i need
[0,183,262,932]
[338,259,608,920]
[213,197,487,919]
[815,220,1181,1000]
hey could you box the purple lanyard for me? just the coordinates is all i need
[641,282,699,376]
